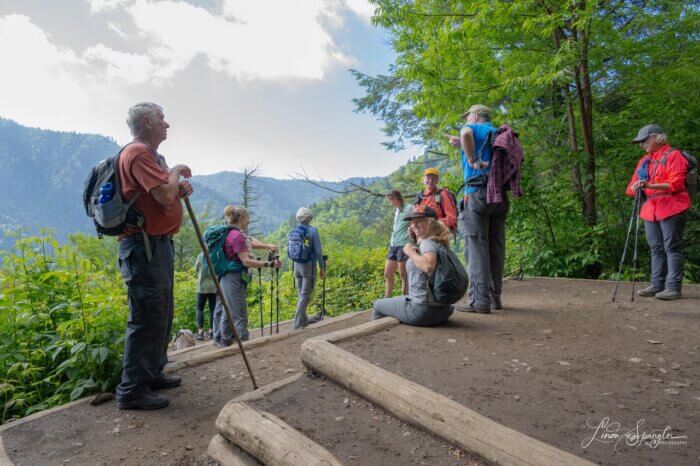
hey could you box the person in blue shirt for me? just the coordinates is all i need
[446,104,508,313]
[290,207,326,329]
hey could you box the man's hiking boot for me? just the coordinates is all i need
[151,373,182,390]
[491,296,502,311]
[655,289,681,300]
[637,285,663,297]
[116,390,169,410]
[195,330,204,341]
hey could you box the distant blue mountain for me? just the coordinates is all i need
[0,118,376,247]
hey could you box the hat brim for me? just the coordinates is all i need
[631,136,646,143]
[403,214,436,221]
[460,112,469,119]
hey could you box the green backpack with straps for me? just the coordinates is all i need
[202,225,246,278]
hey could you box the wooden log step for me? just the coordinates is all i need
[301,338,593,466]
[215,401,342,466]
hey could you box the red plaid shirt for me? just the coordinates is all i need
[487,125,523,203]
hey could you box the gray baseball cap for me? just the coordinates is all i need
[632,124,664,143]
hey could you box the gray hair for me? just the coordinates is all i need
[296,207,313,224]
[650,133,668,145]
[126,102,163,136]
[468,104,492,121]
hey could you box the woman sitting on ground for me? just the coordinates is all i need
[372,205,454,326]
[213,205,280,347]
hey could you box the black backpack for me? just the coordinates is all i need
[429,243,468,304]
[83,144,143,237]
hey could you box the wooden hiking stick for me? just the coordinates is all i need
[184,197,258,389]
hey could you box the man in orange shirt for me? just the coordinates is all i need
[415,168,457,231]
[115,102,193,410]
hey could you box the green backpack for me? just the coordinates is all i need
[203,225,246,278]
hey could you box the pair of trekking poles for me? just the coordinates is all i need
[256,252,281,337]
[611,189,643,302]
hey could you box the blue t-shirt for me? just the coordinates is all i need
[461,122,497,194]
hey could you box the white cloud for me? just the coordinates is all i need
[344,0,375,22]
[87,0,132,13]
[122,0,352,82]
[83,43,154,83]
[0,15,93,129]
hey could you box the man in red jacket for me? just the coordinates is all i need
[416,168,457,231]
[626,124,691,300]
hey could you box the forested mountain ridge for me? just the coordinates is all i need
[0,118,377,246]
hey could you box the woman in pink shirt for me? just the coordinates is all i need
[213,205,280,347]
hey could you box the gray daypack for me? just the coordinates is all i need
[82,143,153,260]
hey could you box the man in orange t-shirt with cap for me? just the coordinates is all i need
[115,102,193,410]
[415,167,457,231]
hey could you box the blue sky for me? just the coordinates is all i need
[0,0,411,179]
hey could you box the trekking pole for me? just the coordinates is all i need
[183,197,258,389]
[275,264,280,333]
[257,260,264,337]
[321,254,328,319]
[611,190,640,302]
[268,252,274,336]
[630,190,643,302]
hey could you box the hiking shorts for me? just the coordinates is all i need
[387,245,408,262]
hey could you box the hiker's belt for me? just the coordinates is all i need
[124,232,173,262]
[124,233,174,241]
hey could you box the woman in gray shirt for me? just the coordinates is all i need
[372,206,454,326]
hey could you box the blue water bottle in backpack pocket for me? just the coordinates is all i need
[97,182,114,204]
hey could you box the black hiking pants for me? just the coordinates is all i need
[116,235,174,400]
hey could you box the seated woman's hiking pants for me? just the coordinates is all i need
[372,296,453,326]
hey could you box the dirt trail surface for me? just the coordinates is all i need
[2,278,697,465]
[1,313,369,466]
[339,278,699,466]
[250,373,488,465]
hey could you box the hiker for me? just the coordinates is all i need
[372,206,454,326]
[194,253,216,340]
[415,168,457,231]
[626,124,691,300]
[288,207,326,329]
[115,102,193,410]
[384,189,412,297]
[446,104,520,313]
[213,205,280,347]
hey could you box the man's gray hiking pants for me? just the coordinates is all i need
[464,187,509,310]
[293,261,316,329]
[116,235,174,401]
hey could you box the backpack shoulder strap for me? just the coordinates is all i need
[659,148,675,165]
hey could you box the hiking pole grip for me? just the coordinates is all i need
[184,197,258,389]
